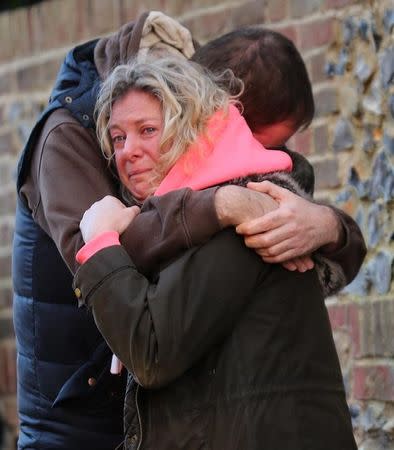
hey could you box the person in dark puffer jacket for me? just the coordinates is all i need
[74,56,358,450]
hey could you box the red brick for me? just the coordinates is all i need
[29,0,79,53]
[0,342,16,395]
[269,24,298,45]
[328,303,348,329]
[298,17,335,50]
[1,395,18,442]
[119,0,144,23]
[231,1,265,28]
[348,302,361,357]
[0,13,14,62]
[0,161,13,187]
[8,8,31,60]
[359,300,394,358]
[16,64,45,92]
[0,316,14,339]
[153,0,185,18]
[73,0,92,41]
[183,9,233,43]
[265,0,289,23]
[313,158,340,189]
[0,72,17,95]
[327,302,360,356]
[290,0,324,19]
[0,286,13,310]
[16,58,62,92]
[0,190,17,216]
[0,221,14,245]
[353,363,394,401]
[1,394,18,436]
[313,123,330,155]
[88,0,123,37]
[372,301,394,357]
[314,84,338,117]
[0,133,16,158]
[0,255,12,279]
[307,49,329,84]
[290,128,313,156]
[325,0,356,8]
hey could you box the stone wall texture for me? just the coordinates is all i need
[0,0,393,449]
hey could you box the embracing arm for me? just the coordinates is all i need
[125,147,366,286]
[127,184,278,274]
[73,229,264,388]
[236,180,367,291]
[20,109,119,273]
[318,205,367,283]
[27,109,365,287]
[20,109,226,274]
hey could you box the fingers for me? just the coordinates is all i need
[126,205,141,220]
[242,221,297,251]
[281,256,314,272]
[247,180,293,202]
[80,201,140,241]
[236,211,279,235]
[236,203,296,236]
[281,260,299,271]
[256,247,299,263]
[301,256,315,270]
[254,242,314,264]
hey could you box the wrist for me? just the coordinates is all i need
[214,185,278,227]
[76,231,120,265]
[214,185,240,228]
[319,206,344,253]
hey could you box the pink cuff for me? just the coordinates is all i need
[76,231,121,264]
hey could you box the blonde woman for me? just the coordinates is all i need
[73,57,357,450]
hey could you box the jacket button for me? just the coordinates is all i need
[126,434,138,448]
[83,114,89,121]
[88,377,97,386]
[74,287,81,298]
[65,96,73,103]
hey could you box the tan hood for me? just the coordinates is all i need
[94,11,196,79]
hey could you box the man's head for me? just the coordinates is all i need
[192,27,314,145]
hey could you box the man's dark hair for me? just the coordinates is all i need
[192,27,314,133]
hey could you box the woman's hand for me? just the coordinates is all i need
[80,195,140,243]
[236,181,343,265]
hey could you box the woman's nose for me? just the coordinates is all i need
[123,137,142,159]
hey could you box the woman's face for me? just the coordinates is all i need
[109,89,163,202]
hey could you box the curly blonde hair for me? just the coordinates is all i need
[95,56,242,188]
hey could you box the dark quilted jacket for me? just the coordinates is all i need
[13,39,126,450]
[74,227,358,450]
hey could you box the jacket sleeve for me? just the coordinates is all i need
[73,229,265,389]
[318,206,367,285]
[283,149,367,287]
[20,109,222,274]
[126,147,366,291]
[21,112,117,274]
[282,149,367,287]
[250,168,366,296]
[121,186,222,275]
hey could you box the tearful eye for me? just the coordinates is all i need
[112,135,126,143]
[143,127,156,135]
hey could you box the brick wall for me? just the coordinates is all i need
[0,0,392,449]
